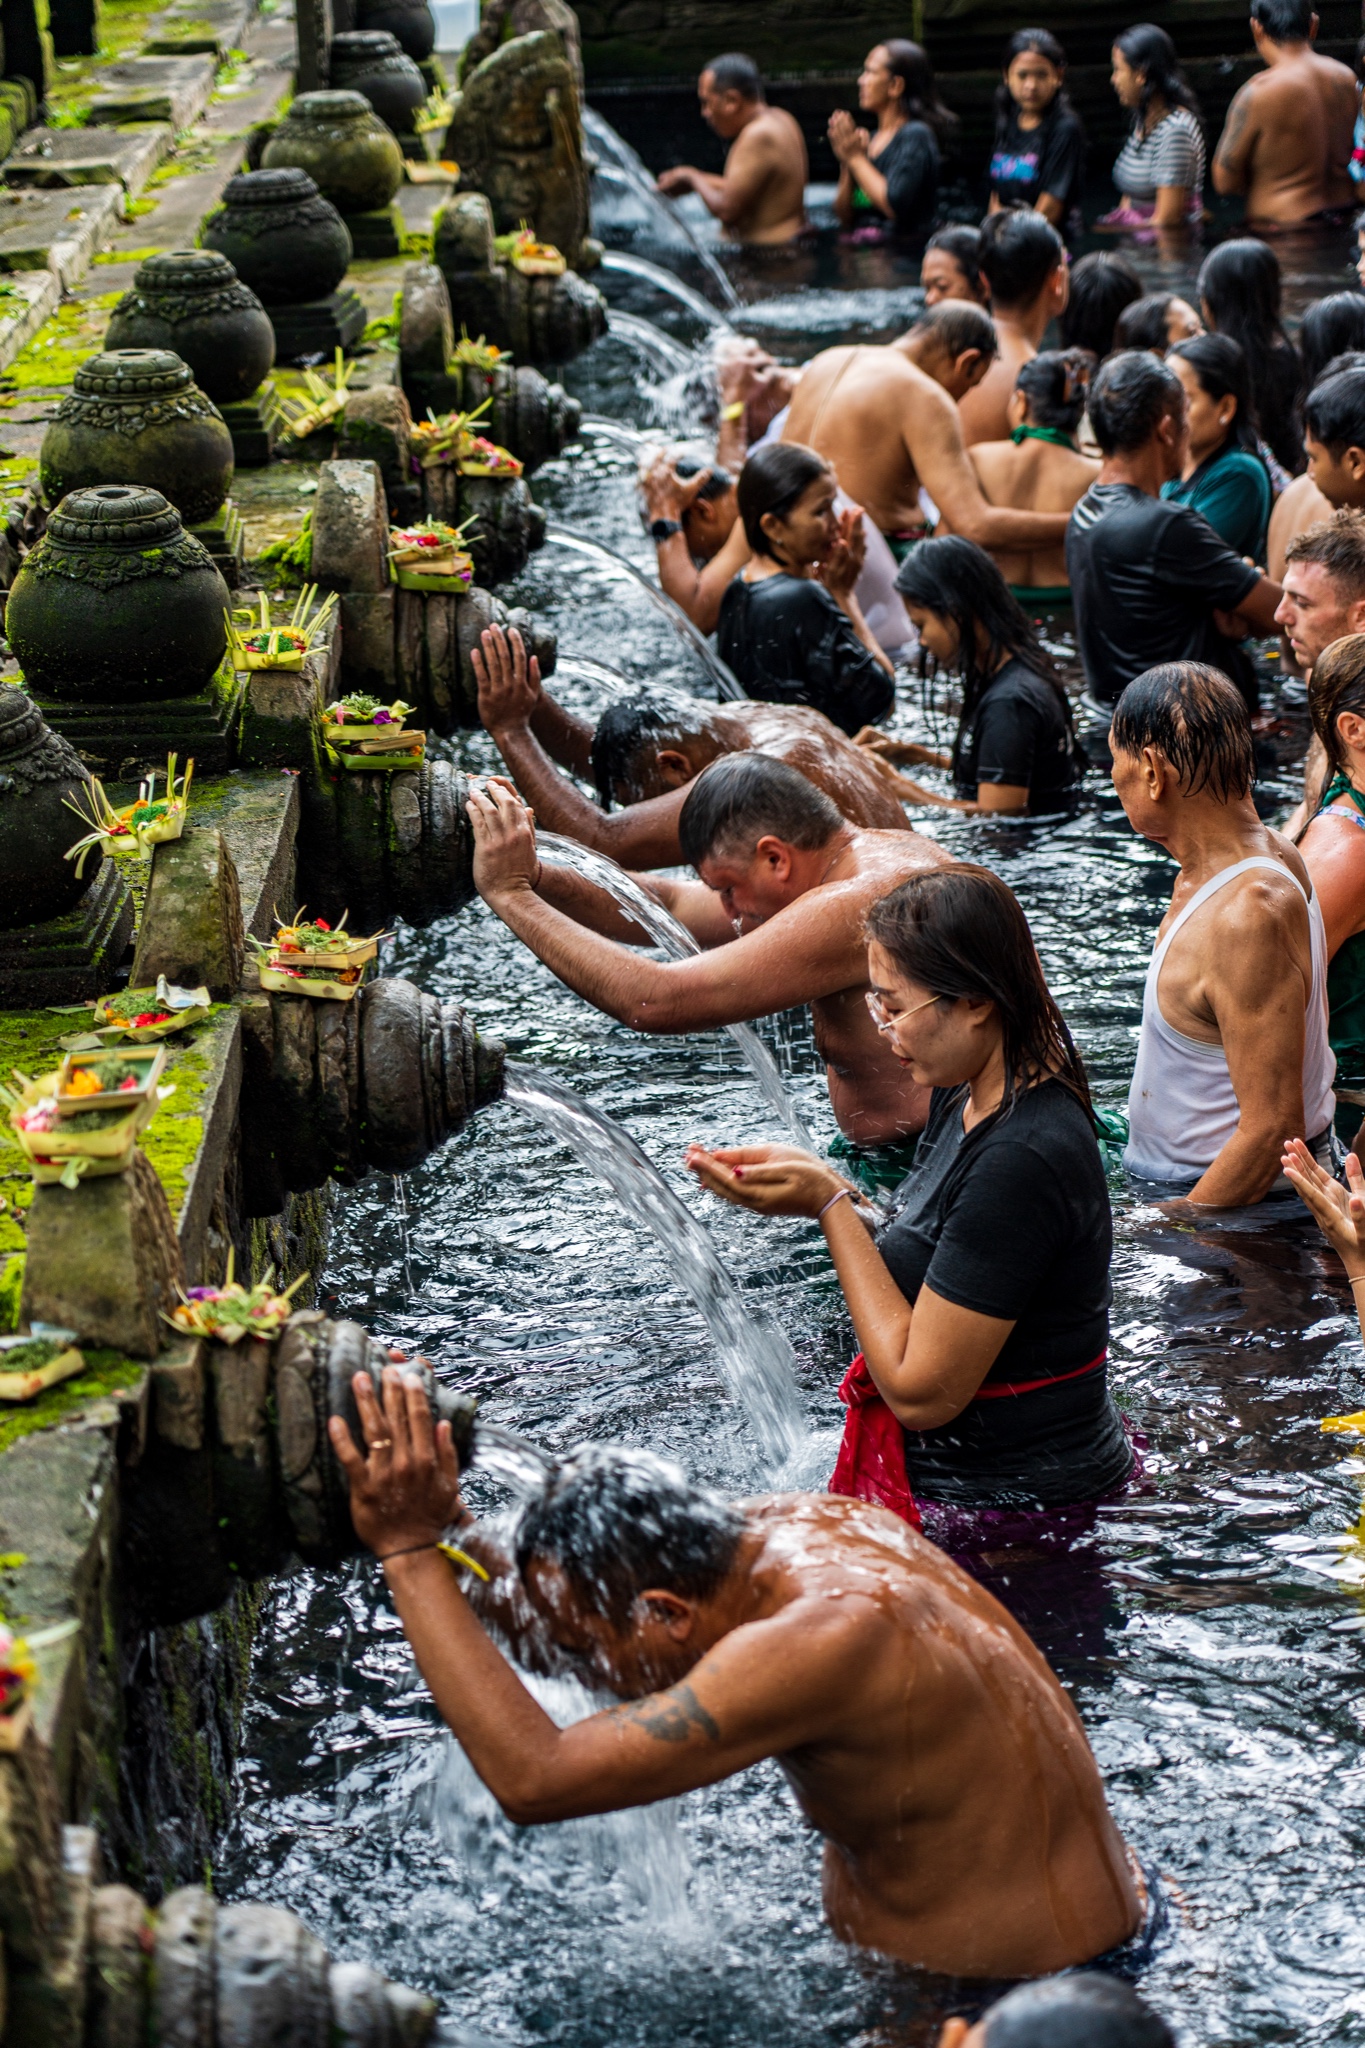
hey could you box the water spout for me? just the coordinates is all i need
[542,524,744,701]
[536,832,816,1152]
[579,414,651,453]
[604,309,696,378]
[602,249,737,333]
[551,652,638,698]
[586,108,743,318]
[503,1060,806,1467]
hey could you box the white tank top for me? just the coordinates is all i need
[1124,855,1337,1183]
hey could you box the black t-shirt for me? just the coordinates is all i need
[989,103,1086,219]
[876,1079,1132,1508]
[1064,482,1260,706]
[716,574,895,735]
[952,656,1082,808]
[872,119,939,237]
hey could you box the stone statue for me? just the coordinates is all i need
[458,0,582,94]
[444,29,589,270]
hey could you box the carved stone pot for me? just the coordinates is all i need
[40,349,235,526]
[201,168,353,308]
[104,249,276,408]
[355,0,434,61]
[261,90,404,216]
[6,485,230,701]
[328,30,425,134]
[0,683,96,924]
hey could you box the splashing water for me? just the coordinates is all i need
[604,309,697,378]
[550,652,639,699]
[542,525,744,701]
[579,413,652,454]
[585,108,743,317]
[536,832,817,1152]
[602,249,737,333]
[503,1060,806,1467]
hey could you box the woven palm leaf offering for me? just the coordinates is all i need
[275,346,357,440]
[250,908,388,998]
[63,755,193,877]
[411,397,524,476]
[451,329,507,371]
[493,223,566,277]
[387,517,476,592]
[320,691,426,770]
[92,977,213,1042]
[0,1329,84,1403]
[56,1046,165,1114]
[2,1060,174,1188]
[165,1250,308,1345]
[227,586,338,672]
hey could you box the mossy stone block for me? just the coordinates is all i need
[20,1151,185,1360]
[87,1884,149,2048]
[130,827,245,1002]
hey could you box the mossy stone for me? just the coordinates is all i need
[40,349,234,528]
[261,90,403,215]
[200,169,352,311]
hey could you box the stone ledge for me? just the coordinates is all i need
[0,185,123,290]
[87,55,218,132]
[3,126,174,200]
[0,271,60,375]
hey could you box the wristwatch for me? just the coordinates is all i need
[650,518,683,542]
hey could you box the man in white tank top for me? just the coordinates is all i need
[1110,662,1336,1205]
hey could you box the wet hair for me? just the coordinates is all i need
[909,297,999,363]
[674,453,735,503]
[895,535,1072,738]
[1250,0,1314,40]
[1112,23,1202,123]
[1309,632,1365,773]
[1286,507,1365,604]
[977,207,1065,311]
[1304,366,1365,458]
[923,225,988,303]
[1087,349,1182,456]
[881,38,958,145]
[1110,661,1255,802]
[1015,346,1094,432]
[515,1445,745,1630]
[1198,240,1301,472]
[677,753,843,867]
[994,30,1076,149]
[864,864,1092,1118]
[980,1973,1176,2048]
[590,691,705,808]
[1114,293,1183,354]
[735,441,831,558]
[1167,332,1264,461]
[1061,251,1142,360]
[702,52,762,99]
[1298,293,1365,398]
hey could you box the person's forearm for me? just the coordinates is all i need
[535,861,665,944]
[953,503,1071,552]
[1152,186,1191,228]
[488,723,618,853]
[847,152,891,219]
[688,170,731,219]
[822,1200,970,1427]
[655,529,731,633]
[483,880,709,1029]
[1185,1127,1291,1207]
[1228,574,1283,636]
[833,165,855,228]
[528,691,594,777]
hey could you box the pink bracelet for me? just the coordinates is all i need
[817,1188,852,1222]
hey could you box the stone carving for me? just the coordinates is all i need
[261,89,403,216]
[327,28,426,135]
[297,755,476,927]
[40,349,235,526]
[397,262,581,472]
[432,190,606,364]
[459,0,582,92]
[445,30,589,269]
[201,168,353,307]
[104,250,276,408]
[0,682,96,926]
[394,579,555,730]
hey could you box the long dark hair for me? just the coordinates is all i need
[1113,22,1202,127]
[994,27,1078,146]
[1299,292,1365,399]
[1198,239,1302,471]
[894,534,1070,728]
[881,38,958,144]
[864,864,1093,1119]
[1167,332,1267,467]
[1016,346,1094,432]
[1061,251,1141,358]
[735,441,830,559]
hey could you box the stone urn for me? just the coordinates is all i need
[6,485,230,702]
[328,30,425,134]
[104,249,276,407]
[355,0,434,62]
[0,683,98,925]
[201,168,353,307]
[261,91,403,216]
[40,349,235,526]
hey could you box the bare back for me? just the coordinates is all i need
[739,1497,1140,1974]
[722,703,911,831]
[964,437,1100,588]
[1218,52,1356,222]
[1268,472,1333,581]
[724,106,809,242]
[782,345,938,533]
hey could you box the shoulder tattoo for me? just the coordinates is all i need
[615,1682,720,1744]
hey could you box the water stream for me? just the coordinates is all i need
[602,308,696,379]
[585,107,743,318]
[601,249,737,333]
[542,524,744,700]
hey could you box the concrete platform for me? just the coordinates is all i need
[87,54,217,129]
[0,184,123,288]
[3,124,174,198]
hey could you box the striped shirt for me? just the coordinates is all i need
[1112,107,1205,210]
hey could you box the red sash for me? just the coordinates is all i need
[828,1354,922,1530]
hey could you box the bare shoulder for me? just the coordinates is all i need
[1213,855,1311,941]
[846,826,948,891]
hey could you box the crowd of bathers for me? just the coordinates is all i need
[333,10,1365,2040]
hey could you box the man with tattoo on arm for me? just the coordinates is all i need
[331,1366,1145,1980]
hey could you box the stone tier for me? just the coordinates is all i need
[220,379,278,467]
[338,201,403,259]
[0,858,133,1007]
[36,667,247,782]
[186,498,246,590]
[267,287,366,365]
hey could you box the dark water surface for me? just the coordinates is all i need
[218,188,1365,2045]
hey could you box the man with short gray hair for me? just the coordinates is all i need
[656,53,808,244]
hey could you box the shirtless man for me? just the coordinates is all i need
[472,624,910,867]
[1111,660,1336,1205]
[467,753,948,1154]
[781,300,1070,559]
[957,209,1070,448]
[332,1371,1143,1979]
[1212,0,1356,226]
[1269,360,1365,581]
[656,53,807,245]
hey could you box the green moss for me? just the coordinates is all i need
[0,1256,22,1332]
[0,290,123,395]
[0,1344,145,1455]
[91,246,165,266]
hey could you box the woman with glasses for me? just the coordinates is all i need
[686,863,1132,1540]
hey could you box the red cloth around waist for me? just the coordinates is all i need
[970,1349,1107,1400]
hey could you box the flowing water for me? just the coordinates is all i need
[218,146,1365,2048]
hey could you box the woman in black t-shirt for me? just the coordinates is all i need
[687,864,1133,1527]
[715,442,895,737]
[988,29,1086,233]
[829,39,956,243]
[856,536,1082,813]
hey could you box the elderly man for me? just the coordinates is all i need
[1212,0,1356,225]
[656,53,808,244]
[1111,661,1335,1204]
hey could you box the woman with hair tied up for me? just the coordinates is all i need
[1102,21,1206,230]
[829,39,955,242]
[1162,333,1274,559]
[687,863,1133,1546]
[963,347,1100,602]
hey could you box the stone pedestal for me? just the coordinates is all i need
[267,288,366,365]
[0,860,133,1007]
[219,379,278,467]
[338,200,402,258]
[35,666,246,782]
[20,1149,186,1360]
[130,826,245,1000]
[186,498,245,589]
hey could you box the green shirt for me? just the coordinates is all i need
[1161,446,1272,562]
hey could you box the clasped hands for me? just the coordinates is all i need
[827,109,871,165]
[686,1142,859,1220]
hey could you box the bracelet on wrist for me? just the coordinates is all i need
[817,1187,852,1222]
[1349,1272,1365,1290]
[378,1541,437,1564]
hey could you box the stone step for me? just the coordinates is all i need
[0,183,123,289]
[87,53,217,130]
[35,671,248,782]
[2,123,174,200]
[145,0,255,58]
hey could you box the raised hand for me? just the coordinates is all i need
[639,449,709,524]
[467,776,541,904]
[827,110,867,165]
[327,1364,465,1560]
[473,623,541,734]
[656,166,696,197]
[817,506,867,599]
[685,1141,848,1218]
[1282,1137,1365,1280]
